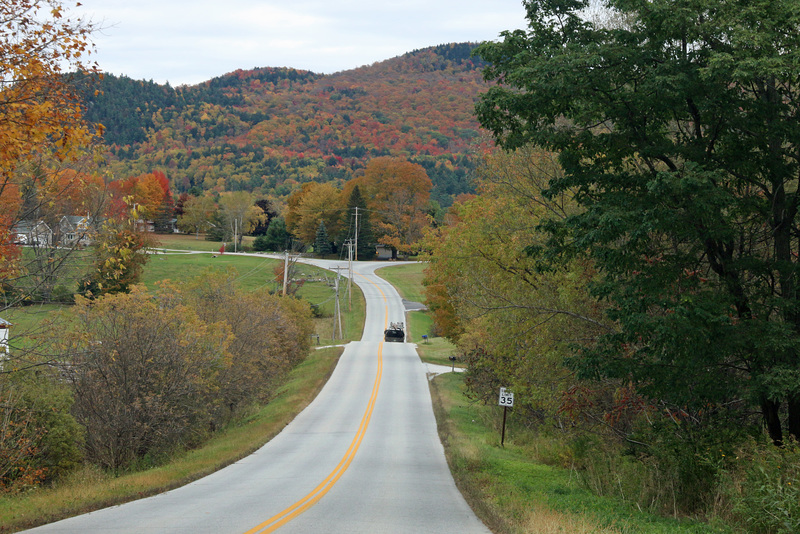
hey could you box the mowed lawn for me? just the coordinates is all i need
[143,250,282,292]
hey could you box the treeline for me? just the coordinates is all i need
[175,156,437,260]
[81,44,489,207]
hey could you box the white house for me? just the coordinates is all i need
[12,220,53,246]
[0,317,10,358]
[59,214,97,246]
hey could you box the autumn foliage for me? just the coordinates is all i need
[0,1,101,281]
[83,44,489,206]
[284,157,434,254]
[60,274,313,469]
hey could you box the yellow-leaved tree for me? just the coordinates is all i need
[0,0,101,292]
[423,147,610,423]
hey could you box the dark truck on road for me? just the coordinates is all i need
[384,321,405,342]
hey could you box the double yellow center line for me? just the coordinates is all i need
[244,274,388,533]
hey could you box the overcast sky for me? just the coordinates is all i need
[73,1,528,87]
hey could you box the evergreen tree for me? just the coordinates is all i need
[314,220,332,256]
[339,186,375,260]
[253,218,291,252]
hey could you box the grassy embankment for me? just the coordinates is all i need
[376,262,727,534]
[0,238,365,532]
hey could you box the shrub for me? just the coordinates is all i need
[62,287,231,469]
[0,372,83,492]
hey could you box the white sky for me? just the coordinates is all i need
[74,1,528,86]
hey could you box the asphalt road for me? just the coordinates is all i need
[24,259,490,534]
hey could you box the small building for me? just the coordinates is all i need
[59,214,97,246]
[12,220,53,246]
[376,244,394,260]
[0,318,10,357]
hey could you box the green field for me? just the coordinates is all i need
[151,232,255,252]
[142,251,365,344]
[143,251,280,291]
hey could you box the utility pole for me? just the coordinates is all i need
[282,250,289,296]
[345,239,353,311]
[354,206,359,261]
[333,267,343,340]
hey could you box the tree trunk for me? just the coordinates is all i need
[761,397,783,446]
[787,395,800,442]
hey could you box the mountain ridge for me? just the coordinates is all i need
[85,43,492,206]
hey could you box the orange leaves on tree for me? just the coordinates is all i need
[0,1,100,277]
[106,171,170,220]
[0,179,22,278]
[356,156,432,253]
[0,1,100,175]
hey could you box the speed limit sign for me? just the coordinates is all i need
[499,387,514,407]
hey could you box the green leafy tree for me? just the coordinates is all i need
[0,370,83,492]
[423,147,607,422]
[476,0,800,444]
[177,194,217,238]
[81,201,155,297]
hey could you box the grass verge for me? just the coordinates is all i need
[375,262,426,303]
[429,372,730,534]
[0,346,344,533]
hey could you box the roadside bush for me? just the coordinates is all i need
[181,270,313,425]
[0,372,83,492]
[44,269,314,473]
[252,234,271,251]
[564,407,759,520]
[62,287,231,469]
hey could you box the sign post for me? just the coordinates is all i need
[498,387,514,446]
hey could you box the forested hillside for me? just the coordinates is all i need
[84,43,490,207]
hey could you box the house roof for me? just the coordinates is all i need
[12,220,52,233]
[0,318,11,328]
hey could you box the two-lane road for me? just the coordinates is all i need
[25,260,490,534]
